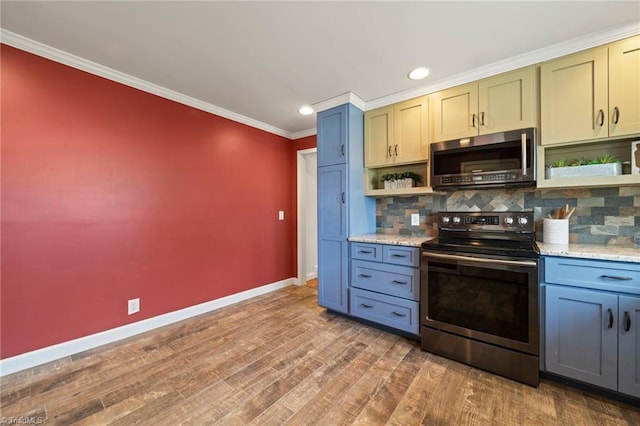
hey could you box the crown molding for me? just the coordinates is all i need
[0,29,294,139]
[290,128,317,139]
[366,21,640,111]
[312,92,366,114]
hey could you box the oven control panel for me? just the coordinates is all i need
[438,211,534,233]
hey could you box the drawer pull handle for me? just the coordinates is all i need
[391,254,407,258]
[341,144,345,156]
[625,311,631,332]
[361,303,373,309]
[392,280,407,285]
[359,250,373,254]
[600,275,633,281]
[391,311,406,317]
[359,274,372,278]
[607,309,614,329]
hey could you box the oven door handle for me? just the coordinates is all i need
[422,251,537,267]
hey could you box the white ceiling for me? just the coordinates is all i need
[2,1,639,139]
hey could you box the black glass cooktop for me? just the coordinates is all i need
[422,237,540,259]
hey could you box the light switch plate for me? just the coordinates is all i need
[411,214,420,226]
[278,211,285,221]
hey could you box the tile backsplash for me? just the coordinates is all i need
[376,186,640,245]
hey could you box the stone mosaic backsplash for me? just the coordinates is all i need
[376,186,640,245]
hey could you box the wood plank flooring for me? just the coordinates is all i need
[1,285,639,425]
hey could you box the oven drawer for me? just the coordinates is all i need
[351,260,420,301]
[544,257,640,295]
[350,288,419,334]
[351,243,383,262]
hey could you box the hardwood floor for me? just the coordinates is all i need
[1,285,639,425]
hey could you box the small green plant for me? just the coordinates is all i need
[380,172,422,183]
[547,154,619,168]
[596,154,619,164]
[569,157,588,166]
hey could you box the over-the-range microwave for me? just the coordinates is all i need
[430,128,536,190]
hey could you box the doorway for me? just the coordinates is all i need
[297,148,317,286]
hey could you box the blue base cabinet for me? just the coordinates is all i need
[349,242,420,335]
[619,295,640,397]
[543,256,640,398]
[317,104,375,314]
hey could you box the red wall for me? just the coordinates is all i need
[1,45,297,358]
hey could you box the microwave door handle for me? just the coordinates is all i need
[521,132,527,176]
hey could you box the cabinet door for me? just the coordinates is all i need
[545,285,618,390]
[364,106,393,167]
[609,35,640,138]
[478,67,537,135]
[394,96,429,164]
[318,239,348,313]
[317,165,348,313]
[317,165,346,239]
[317,105,348,167]
[619,295,640,398]
[430,82,478,143]
[540,47,608,145]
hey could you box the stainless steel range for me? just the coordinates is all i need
[420,211,540,386]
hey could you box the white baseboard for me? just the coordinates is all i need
[305,272,317,280]
[0,278,294,377]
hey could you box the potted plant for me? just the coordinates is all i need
[381,172,422,189]
[545,154,622,179]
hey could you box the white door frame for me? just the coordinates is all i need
[296,147,317,285]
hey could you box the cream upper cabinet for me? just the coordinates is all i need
[430,67,537,143]
[541,35,640,145]
[478,67,537,135]
[609,35,640,138]
[430,82,477,142]
[541,47,608,145]
[364,105,393,167]
[364,96,428,167]
[393,96,429,164]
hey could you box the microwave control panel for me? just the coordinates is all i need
[440,172,520,184]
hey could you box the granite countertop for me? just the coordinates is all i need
[349,234,640,262]
[348,233,435,247]
[537,242,640,263]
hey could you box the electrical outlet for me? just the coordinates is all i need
[411,214,420,226]
[278,211,285,220]
[128,298,140,315]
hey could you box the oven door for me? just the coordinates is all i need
[421,250,539,355]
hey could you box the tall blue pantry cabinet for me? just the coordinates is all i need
[317,103,375,313]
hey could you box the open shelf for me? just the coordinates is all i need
[364,162,438,196]
[537,137,640,188]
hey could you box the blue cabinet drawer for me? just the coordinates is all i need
[544,257,640,295]
[351,242,383,262]
[351,260,419,301]
[383,245,419,267]
[350,288,419,334]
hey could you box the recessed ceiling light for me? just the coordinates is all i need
[408,67,430,80]
[299,105,314,115]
